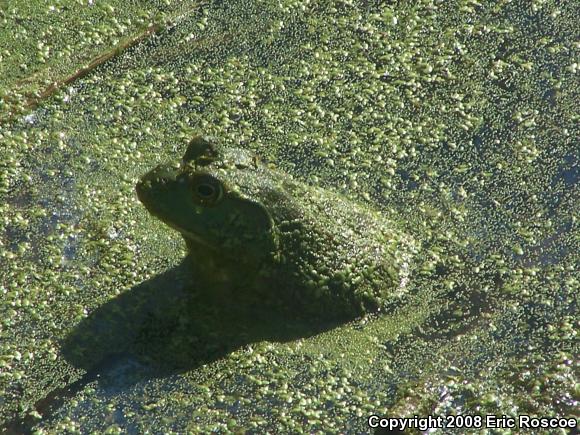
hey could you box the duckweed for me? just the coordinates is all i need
[1,0,578,432]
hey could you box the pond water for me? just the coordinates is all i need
[1,0,577,433]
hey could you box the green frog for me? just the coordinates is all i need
[136,136,418,321]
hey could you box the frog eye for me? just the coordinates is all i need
[191,173,223,206]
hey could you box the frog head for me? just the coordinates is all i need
[136,136,278,279]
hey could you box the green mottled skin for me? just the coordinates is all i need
[136,136,417,321]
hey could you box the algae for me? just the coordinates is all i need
[0,0,577,433]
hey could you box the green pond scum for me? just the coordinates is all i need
[0,0,578,434]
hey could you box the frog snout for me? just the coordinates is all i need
[136,164,180,202]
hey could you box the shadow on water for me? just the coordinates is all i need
[3,256,341,434]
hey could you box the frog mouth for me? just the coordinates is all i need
[165,220,219,252]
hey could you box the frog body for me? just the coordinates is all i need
[137,136,418,321]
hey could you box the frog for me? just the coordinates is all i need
[136,136,418,322]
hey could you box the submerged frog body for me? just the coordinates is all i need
[137,136,418,321]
